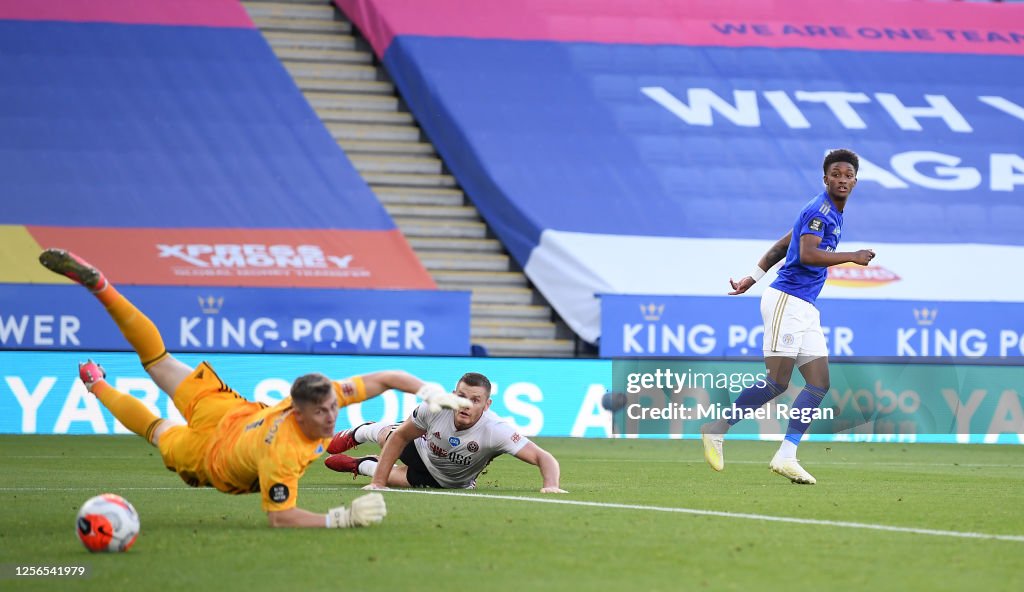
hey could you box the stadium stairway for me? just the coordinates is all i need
[240,0,579,358]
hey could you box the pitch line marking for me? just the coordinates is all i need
[570,459,1024,468]
[6,456,1022,468]
[4,486,1022,543]
[386,488,1024,543]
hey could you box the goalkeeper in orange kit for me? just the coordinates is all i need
[40,248,468,528]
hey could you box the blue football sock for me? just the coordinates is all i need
[727,376,786,426]
[783,384,828,445]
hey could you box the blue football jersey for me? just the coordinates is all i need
[770,192,843,304]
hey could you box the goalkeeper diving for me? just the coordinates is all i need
[40,248,470,528]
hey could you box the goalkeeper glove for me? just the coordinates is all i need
[417,384,471,413]
[325,492,387,528]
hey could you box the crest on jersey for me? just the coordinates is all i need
[467,441,480,453]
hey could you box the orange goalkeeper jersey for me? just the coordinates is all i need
[205,376,366,512]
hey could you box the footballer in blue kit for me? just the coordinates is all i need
[771,191,844,305]
[701,149,876,484]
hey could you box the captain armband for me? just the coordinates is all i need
[333,378,369,407]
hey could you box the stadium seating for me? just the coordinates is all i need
[0,0,470,355]
[337,0,1024,347]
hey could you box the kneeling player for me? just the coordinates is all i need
[325,372,567,493]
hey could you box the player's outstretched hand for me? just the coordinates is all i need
[851,249,876,266]
[362,483,387,491]
[417,384,471,413]
[728,276,755,295]
[78,359,106,390]
[540,487,568,494]
[326,493,387,528]
[349,492,387,526]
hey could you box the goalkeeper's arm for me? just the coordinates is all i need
[267,495,386,528]
[339,371,469,412]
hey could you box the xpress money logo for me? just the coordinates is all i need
[157,243,369,279]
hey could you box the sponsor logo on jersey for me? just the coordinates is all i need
[427,440,473,465]
[827,263,901,288]
[264,413,287,444]
[449,437,461,446]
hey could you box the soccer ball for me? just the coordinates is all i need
[76,493,140,552]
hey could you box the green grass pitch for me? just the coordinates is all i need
[2,435,1022,591]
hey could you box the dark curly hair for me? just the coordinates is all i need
[823,149,859,174]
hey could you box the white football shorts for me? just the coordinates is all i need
[760,286,828,358]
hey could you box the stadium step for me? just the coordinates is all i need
[393,218,486,238]
[383,204,479,219]
[306,92,399,111]
[339,139,436,157]
[419,252,510,272]
[466,286,536,305]
[328,123,420,142]
[362,172,457,187]
[480,337,577,357]
[294,77,394,95]
[472,320,558,340]
[372,186,464,206]
[432,270,529,287]
[249,16,350,34]
[248,0,581,358]
[263,31,357,51]
[473,304,551,320]
[406,237,504,253]
[275,48,372,64]
[244,2,338,21]
[317,108,414,124]
[245,0,327,4]
[284,62,378,81]
[349,154,443,175]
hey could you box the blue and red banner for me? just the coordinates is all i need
[0,284,470,355]
[599,293,1024,358]
[1,0,435,291]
